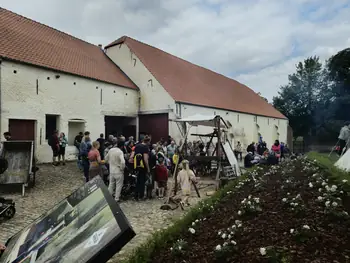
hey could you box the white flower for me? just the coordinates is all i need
[296,194,301,199]
[223,242,228,247]
[221,233,227,239]
[332,202,338,207]
[178,246,182,250]
[287,192,290,195]
[317,196,323,201]
[322,181,327,186]
[218,231,222,236]
[342,179,348,183]
[290,228,295,234]
[309,182,313,188]
[259,247,267,256]
[248,195,252,199]
[247,201,252,205]
[170,247,173,251]
[189,228,196,234]
[302,225,310,230]
[343,211,349,216]
[228,234,232,239]
[231,240,237,245]
[282,198,287,202]
[215,245,222,251]
[195,219,199,223]
[192,222,196,226]
[325,201,330,207]
[318,188,322,192]
[238,210,242,216]
[254,197,260,203]
[330,185,337,192]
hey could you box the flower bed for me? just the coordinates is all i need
[124,157,350,263]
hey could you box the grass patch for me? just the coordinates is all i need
[307,151,350,191]
[121,175,248,263]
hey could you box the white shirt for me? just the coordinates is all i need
[339,126,350,141]
[105,147,125,174]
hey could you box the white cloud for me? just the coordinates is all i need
[1,0,349,101]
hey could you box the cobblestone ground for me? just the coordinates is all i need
[0,162,216,262]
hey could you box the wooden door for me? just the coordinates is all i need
[8,119,35,141]
[138,113,169,143]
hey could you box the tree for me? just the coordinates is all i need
[326,48,350,123]
[273,56,327,140]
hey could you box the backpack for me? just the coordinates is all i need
[134,153,144,169]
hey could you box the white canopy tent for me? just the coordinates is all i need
[171,114,228,128]
[335,149,350,172]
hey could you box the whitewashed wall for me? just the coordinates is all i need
[0,61,138,163]
[175,103,288,151]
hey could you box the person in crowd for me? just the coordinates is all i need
[134,135,151,201]
[280,142,285,160]
[234,141,243,161]
[271,140,281,160]
[58,132,68,165]
[126,140,135,154]
[80,131,92,182]
[247,142,255,154]
[106,140,125,202]
[338,121,350,156]
[167,135,172,145]
[48,130,60,166]
[178,159,196,206]
[128,143,136,172]
[125,136,134,146]
[155,153,168,198]
[3,132,11,141]
[161,141,168,155]
[167,140,177,172]
[0,243,5,251]
[244,151,259,168]
[198,143,206,156]
[97,133,105,160]
[74,132,83,169]
[88,141,102,180]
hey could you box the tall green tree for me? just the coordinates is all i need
[327,48,350,123]
[273,56,327,140]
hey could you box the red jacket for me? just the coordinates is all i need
[155,164,168,182]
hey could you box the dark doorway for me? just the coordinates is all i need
[45,115,59,140]
[8,119,35,141]
[139,113,169,143]
[104,116,136,139]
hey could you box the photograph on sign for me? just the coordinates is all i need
[0,177,135,263]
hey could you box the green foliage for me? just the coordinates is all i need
[273,56,326,138]
[273,51,350,142]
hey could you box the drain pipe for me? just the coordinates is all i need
[0,59,2,135]
[136,89,141,142]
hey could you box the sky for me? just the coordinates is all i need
[1,0,350,101]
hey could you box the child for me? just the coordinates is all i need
[155,154,168,198]
[178,159,196,206]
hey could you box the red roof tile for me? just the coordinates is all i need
[106,36,286,119]
[0,8,136,89]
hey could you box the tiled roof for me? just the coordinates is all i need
[106,36,286,119]
[0,8,136,89]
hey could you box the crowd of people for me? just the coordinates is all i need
[239,139,290,168]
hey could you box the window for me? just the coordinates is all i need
[254,116,257,123]
[68,120,86,145]
[268,118,270,125]
[237,114,240,123]
[45,114,60,139]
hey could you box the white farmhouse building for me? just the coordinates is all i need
[0,8,289,163]
[0,8,139,163]
[105,37,288,149]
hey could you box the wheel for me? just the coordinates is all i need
[4,206,16,218]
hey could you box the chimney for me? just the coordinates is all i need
[98,44,102,49]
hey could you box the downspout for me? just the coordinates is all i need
[136,89,141,142]
[0,59,2,135]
